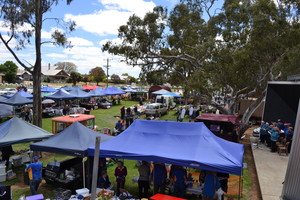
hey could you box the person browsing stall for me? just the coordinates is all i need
[25,156,42,195]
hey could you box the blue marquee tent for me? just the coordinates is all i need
[41,86,57,93]
[88,88,105,97]
[88,120,244,175]
[103,87,126,95]
[162,92,182,98]
[0,92,33,105]
[152,89,170,95]
[5,90,33,99]
[69,87,91,98]
[72,85,84,90]
[47,89,76,100]
[61,85,73,91]
[0,117,52,147]
[31,122,113,157]
[125,87,137,93]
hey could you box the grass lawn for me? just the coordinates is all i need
[6,101,251,199]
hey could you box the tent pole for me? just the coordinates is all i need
[238,172,243,200]
[82,157,86,188]
[91,136,101,200]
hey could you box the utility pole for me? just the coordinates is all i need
[105,58,110,88]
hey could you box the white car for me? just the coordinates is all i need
[145,103,168,117]
[0,88,17,95]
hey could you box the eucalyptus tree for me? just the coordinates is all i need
[0,0,75,127]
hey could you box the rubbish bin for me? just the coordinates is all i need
[84,110,90,114]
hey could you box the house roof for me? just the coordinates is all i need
[41,66,69,76]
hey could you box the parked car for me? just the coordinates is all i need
[0,88,17,95]
[42,107,55,118]
[145,103,168,117]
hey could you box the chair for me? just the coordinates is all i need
[278,142,290,156]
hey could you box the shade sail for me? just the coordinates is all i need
[31,122,113,157]
[88,88,105,97]
[87,120,244,175]
[69,87,91,98]
[103,87,126,95]
[5,90,33,99]
[41,86,57,93]
[162,92,182,98]
[0,117,52,147]
[0,92,33,105]
[47,89,76,100]
[152,89,170,95]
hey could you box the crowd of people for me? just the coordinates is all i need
[259,119,294,153]
[93,160,229,200]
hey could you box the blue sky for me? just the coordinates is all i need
[0,0,180,78]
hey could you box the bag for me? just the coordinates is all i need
[214,187,225,200]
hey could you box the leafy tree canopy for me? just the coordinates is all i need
[89,66,105,85]
[0,61,18,83]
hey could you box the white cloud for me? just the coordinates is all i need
[41,30,52,39]
[69,37,94,46]
[100,0,156,16]
[45,53,68,58]
[65,0,155,36]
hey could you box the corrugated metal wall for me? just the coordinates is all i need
[281,100,300,200]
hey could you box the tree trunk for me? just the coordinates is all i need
[32,0,43,127]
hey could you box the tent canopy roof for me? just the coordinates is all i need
[41,86,57,93]
[69,87,91,98]
[103,87,126,95]
[47,89,76,100]
[88,88,105,97]
[30,121,113,157]
[0,117,52,147]
[152,89,171,95]
[162,92,182,98]
[0,92,33,105]
[5,90,33,99]
[195,114,240,125]
[88,120,244,175]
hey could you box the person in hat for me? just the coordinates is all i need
[25,156,42,195]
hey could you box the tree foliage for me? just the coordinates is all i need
[0,61,18,83]
[110,74,121,83]
[89,67,105,85]
[69,71,82,86]
[82,74,91,84]
[0,0,75,127]
[103,0,300,125]
[55,62,77,74]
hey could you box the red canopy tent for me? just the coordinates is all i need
[82,85,94,90]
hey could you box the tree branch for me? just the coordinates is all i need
[0,33,32,73]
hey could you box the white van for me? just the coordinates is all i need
[155,95,176,109]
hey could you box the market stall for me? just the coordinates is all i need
[51,114,96,134]
[88,119,244,198]
[30,122,113,191]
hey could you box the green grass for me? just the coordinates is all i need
[8,101,251,199]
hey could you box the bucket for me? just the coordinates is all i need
[0,165,5,174]
[0,173,6,182]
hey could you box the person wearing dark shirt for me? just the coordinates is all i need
[171,166,187,198]
[98,170,111,189]
[1,145,13,168]
[115,161,127,196]
[120,106,125,119]
[138,161,150,198]
[217,172,229,200]
[152,163,167,194]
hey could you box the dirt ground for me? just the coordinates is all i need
[240,126,263,200]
